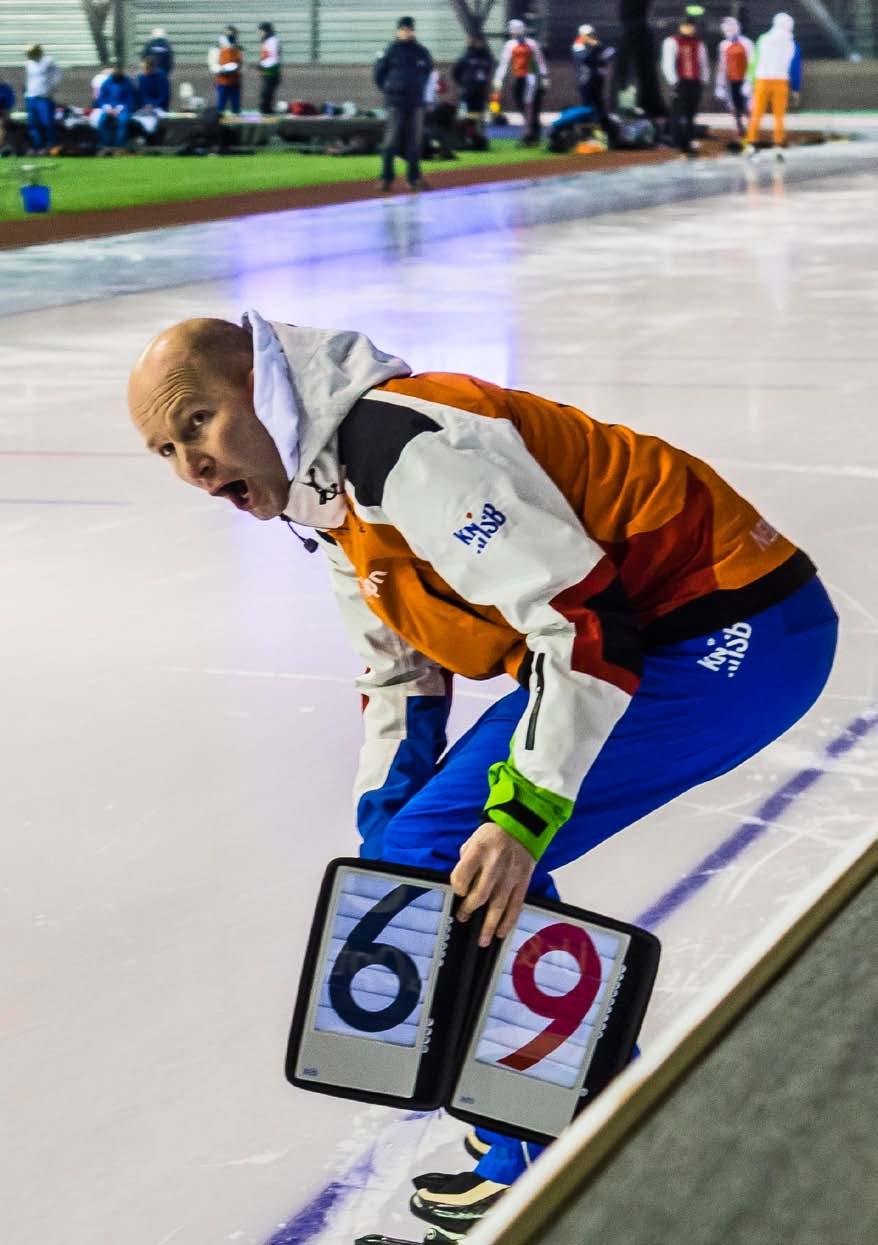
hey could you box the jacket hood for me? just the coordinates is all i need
[771,12,794,32]
[244,309,410,527]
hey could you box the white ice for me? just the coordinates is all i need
[1,164,877,1245]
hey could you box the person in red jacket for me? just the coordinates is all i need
[661,15,709,154]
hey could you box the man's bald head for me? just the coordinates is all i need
[128,316,289,521]
[129,317,253,414]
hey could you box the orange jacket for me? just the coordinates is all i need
[215,45,242,87]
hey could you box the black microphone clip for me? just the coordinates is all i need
[280,514,319,553]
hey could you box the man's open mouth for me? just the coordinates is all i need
[215,479,252,511]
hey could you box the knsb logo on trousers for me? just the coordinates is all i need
[453,502,507,554]
[698,621,752,678]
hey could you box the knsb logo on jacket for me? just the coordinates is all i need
[358,570,388,599]
[453,502,507,554]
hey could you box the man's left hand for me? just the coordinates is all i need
[451,821,536,947]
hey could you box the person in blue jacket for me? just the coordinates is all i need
[374,15,433,192]
[137,57,170,112]
[95,63,138,150]
[0,75,14,151]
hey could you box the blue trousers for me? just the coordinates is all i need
[98,107,131,148]
[216,84,241,114]
[365,577,837,1181]
[26,96,55,148]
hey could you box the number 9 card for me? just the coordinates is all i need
[448,898,660,1143]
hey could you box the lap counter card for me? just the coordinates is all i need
[286,861,660,1139]
[448,897,660,1143]
[286,859,478,1110]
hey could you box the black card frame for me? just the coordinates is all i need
[447,892,661,1145]
[285,857,485,1112]
[285,860,660,1140]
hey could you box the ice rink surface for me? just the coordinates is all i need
[2,160,877,1245]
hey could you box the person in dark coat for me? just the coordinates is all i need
[141,28,174,77]
[452,32,496,115]
[570,24,614,128]
[137,57,170,111]
[0,75,14,150]
[257,21,282,116]
[374,15,433,192]
[95,63,138,150]
[615,0,667,120]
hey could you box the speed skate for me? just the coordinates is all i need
[355,1231,460,1244]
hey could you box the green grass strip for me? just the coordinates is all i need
[0,140,561,220]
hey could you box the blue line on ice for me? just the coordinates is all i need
[636,707,878,930]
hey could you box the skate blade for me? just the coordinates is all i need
[355,1231,462,1244]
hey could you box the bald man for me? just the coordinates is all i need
[129,311,836,1230]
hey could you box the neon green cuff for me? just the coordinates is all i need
[483,759,574,862]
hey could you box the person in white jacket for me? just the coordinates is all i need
[744,11,802,153]
[24,44,62,152]
[128,311,836,1228]
[715,16,755,137]
[127,312,836,1229]
[493,18,548,145]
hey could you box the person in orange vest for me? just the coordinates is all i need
[129,311,836,1230]
[211,25,243,115]
[661,15,709,155]
[493,18,549,145]
[715,15,755,138]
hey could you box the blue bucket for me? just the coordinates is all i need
[20,184,51,213]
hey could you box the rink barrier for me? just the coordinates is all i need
[467,841,877,1245]
[4,137,878,318]
[465,814,877,1244]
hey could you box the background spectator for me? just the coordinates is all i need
[0,74,14,152]
[91,66,111,102]
[571,23,614,129]
[744,11,802,154]
[616,0,667,121]
[141,27,174,79]
[137,56,170,112]
[661,15,709,154]
[452,30,496,116]
[95,61,137,151]
[211,26,243,115]
[258,21,282,116]
[374,16,433,192]
[715,15,755,138]
[24,44,62,153]
[493,18,548,146]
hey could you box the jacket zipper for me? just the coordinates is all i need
[525,653,545,751]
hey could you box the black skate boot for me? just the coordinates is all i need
[356,1230,462,1244]
[413,1129,492,1192]
[409,1172,509,1236]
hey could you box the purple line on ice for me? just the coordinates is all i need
[263,1112,426,1245]
[635,709,878,931]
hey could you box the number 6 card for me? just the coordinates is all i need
[285,860,660,1139]
[285,860,478,1110]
